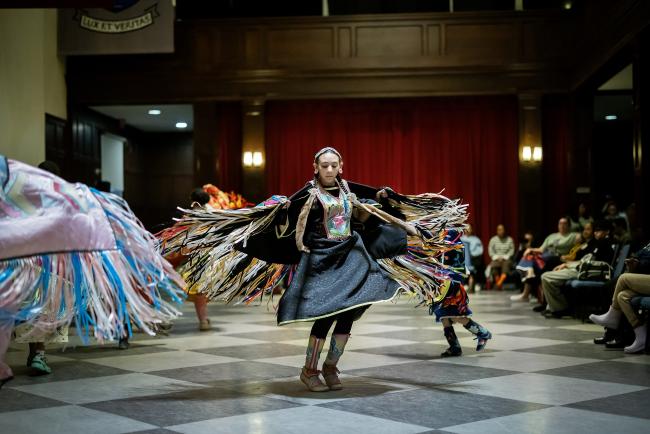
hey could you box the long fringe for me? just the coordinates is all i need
[1,189,185,343]
[374,191,468,304]
[160,189,467,309]
[295,189,317,253]
[158,198,291,304]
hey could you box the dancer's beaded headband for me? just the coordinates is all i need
[314,147,342,162]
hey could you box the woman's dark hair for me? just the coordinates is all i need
[96,180,111,192]
[612,217,628,231]
[37,160,61,176]
[313,148,349,194]
[314,147,342,163]
[593,220,612,233]
[190,188,210,206]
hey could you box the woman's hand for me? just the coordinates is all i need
[625,258,639,273]
[553,263,567,271]
[376,189,389,200]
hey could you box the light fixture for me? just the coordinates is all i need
[533,146,543,162]
[148,109,161,115]
[522,146,532,161]
[175,122,188,129]
[605,115,618,121]
[243,151,264,167]
[243,151,253,167]
[563,1,572,10]
[252,151,263,167]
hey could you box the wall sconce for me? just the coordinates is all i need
[252,151,263,167]
[243,151,264,167]
[243,151,253,166]
[522,146,542,162]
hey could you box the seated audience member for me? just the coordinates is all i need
[570,202,593,233]
[514,231,534,264]
[612,217,632,245]
[487,224,515,290]
[590,241,650,353]
[512,217,578,302]
[539,222,613,318]
[461,223,484,292]
[603,200,630,229]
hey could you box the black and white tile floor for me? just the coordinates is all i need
[1,292,649,434]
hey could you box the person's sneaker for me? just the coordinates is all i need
[199,318,212,331]
[155,322,173,336]
[440,346,463,357]
[533,304,547,313]
[594,328,617,345]
[605,339,626,349]
[28,352,52,376]
[510,294,529,302]
[118,337,130,350]
[475,330,492,351]
[544,309,570,319]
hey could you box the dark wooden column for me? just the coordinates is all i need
[193,102,220,188]
[633,31,650,240]
[518,93,544,238]
[241,99,266,202]
[572,91,595,212]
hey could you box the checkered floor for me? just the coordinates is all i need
[2,291,649,434]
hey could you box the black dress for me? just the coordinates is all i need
[277,185,401,325]
[159,179,468,323]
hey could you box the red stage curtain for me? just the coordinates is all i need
[216,102,243,192]
[542,95,574,233]
[265,96,519,250]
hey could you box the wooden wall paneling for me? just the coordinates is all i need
[218,28,245,67]
[67,11,573,105]
[127,132,193,229]
[521,19,567,61]
[355,25,423,57]
[338,27,352,57]
[45,114,67,172]
[68,115,101,186]
[426,25,441,56]
[244,29,261,67]
[192,25,217,73]
[267,27,335,64]
[445,22,516,61]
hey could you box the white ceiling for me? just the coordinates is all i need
[90,104,194,132]
[598,64,633,91]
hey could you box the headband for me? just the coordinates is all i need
[314,147,342,162]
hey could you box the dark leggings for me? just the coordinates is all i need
[310,307,366,339]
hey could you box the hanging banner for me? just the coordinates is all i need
[59,0,174,55]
